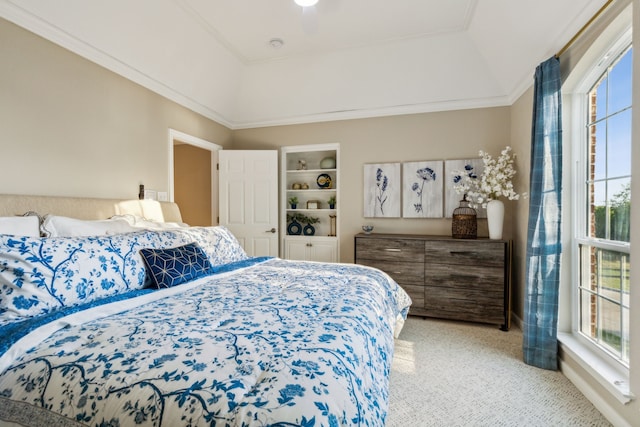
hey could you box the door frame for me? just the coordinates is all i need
[168,128,222,225]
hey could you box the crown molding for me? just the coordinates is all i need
[230,95,512,129]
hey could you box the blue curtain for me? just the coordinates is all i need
[523,56,563,370]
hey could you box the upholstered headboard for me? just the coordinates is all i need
[0,194,183,223]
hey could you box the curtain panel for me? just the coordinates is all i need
[523,56,563,370]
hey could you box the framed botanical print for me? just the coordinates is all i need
[363,163,401,218]
[402,160,443,218]
[444,158,486,218]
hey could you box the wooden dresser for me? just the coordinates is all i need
[354,233,511,330]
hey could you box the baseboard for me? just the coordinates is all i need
[510,312,523,330]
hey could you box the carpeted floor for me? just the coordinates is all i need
[387,316,612,426]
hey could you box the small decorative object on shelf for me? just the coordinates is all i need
[327,196,336,209]
[362,225,374,234]
[329,215,337,236]
[301,183,309,190]
[288,196,298,209]
[307,200,320,209]
[303,224,315,236]
[316,173,332,189]
[451,195,477,239]
[297,159,307,170]
[287,218,302,235]
[292,183,301,190]
[320,157,336,169]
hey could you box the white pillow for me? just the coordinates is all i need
[0,216,40,237]
[42,215,137,237]
[111,214,189,230]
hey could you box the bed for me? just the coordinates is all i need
[0,194,411,427]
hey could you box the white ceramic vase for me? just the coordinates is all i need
[486,199,504,240]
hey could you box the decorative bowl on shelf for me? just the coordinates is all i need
[362,225,374,234]
[320,157,336,169]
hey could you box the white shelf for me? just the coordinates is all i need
[287,168,337,174]
[287,209,336,213]
[286,189,335,193]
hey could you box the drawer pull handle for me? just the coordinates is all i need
[384,248,402,252]
[449,251,477,256]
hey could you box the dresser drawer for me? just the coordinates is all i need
[356,237,424,263]
[424,240,505,268]
[425,263,504,291]
[424,287,505,324]
[357,259,424,285]
[401,284,425,311]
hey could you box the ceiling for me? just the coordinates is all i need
[0,0,607,129]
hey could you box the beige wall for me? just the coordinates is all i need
[233,108,524,264]
[509,86,533,323]
[174,144,212,226]
[0,17,231,200]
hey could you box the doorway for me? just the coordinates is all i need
[168,129,221,226]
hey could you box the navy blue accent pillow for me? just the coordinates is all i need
[140,242,214,288]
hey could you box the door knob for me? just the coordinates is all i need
[266,228,276,233]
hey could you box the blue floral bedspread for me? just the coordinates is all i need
[0,258,411,427]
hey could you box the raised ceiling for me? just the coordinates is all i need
[0,0,606,129]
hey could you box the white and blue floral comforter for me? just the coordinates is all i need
[0,258,411,427]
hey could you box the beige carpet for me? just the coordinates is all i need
[387,316,612,426]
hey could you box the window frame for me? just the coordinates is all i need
[568,29,632,386]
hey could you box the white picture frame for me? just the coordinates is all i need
[444,158,486,218]
[402,160,443,218]
[363,163,401,218]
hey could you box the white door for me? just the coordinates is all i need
[218,150,279,257]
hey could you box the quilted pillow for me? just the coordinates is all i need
[0,230,174,324]
[170,226,248,266]
[140,243,214,289]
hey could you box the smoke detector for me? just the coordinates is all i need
[269,38,284,49]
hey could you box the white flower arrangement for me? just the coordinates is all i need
[452,146,524,208]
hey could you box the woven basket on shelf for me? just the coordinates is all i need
[451,195,477,239]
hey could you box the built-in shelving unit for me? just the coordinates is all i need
[280,143,339,262]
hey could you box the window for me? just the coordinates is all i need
[576,45,632,366]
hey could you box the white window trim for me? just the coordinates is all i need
[558,332,632,404]
[561,27,633,406]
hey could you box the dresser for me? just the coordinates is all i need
[354,233,511,330]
